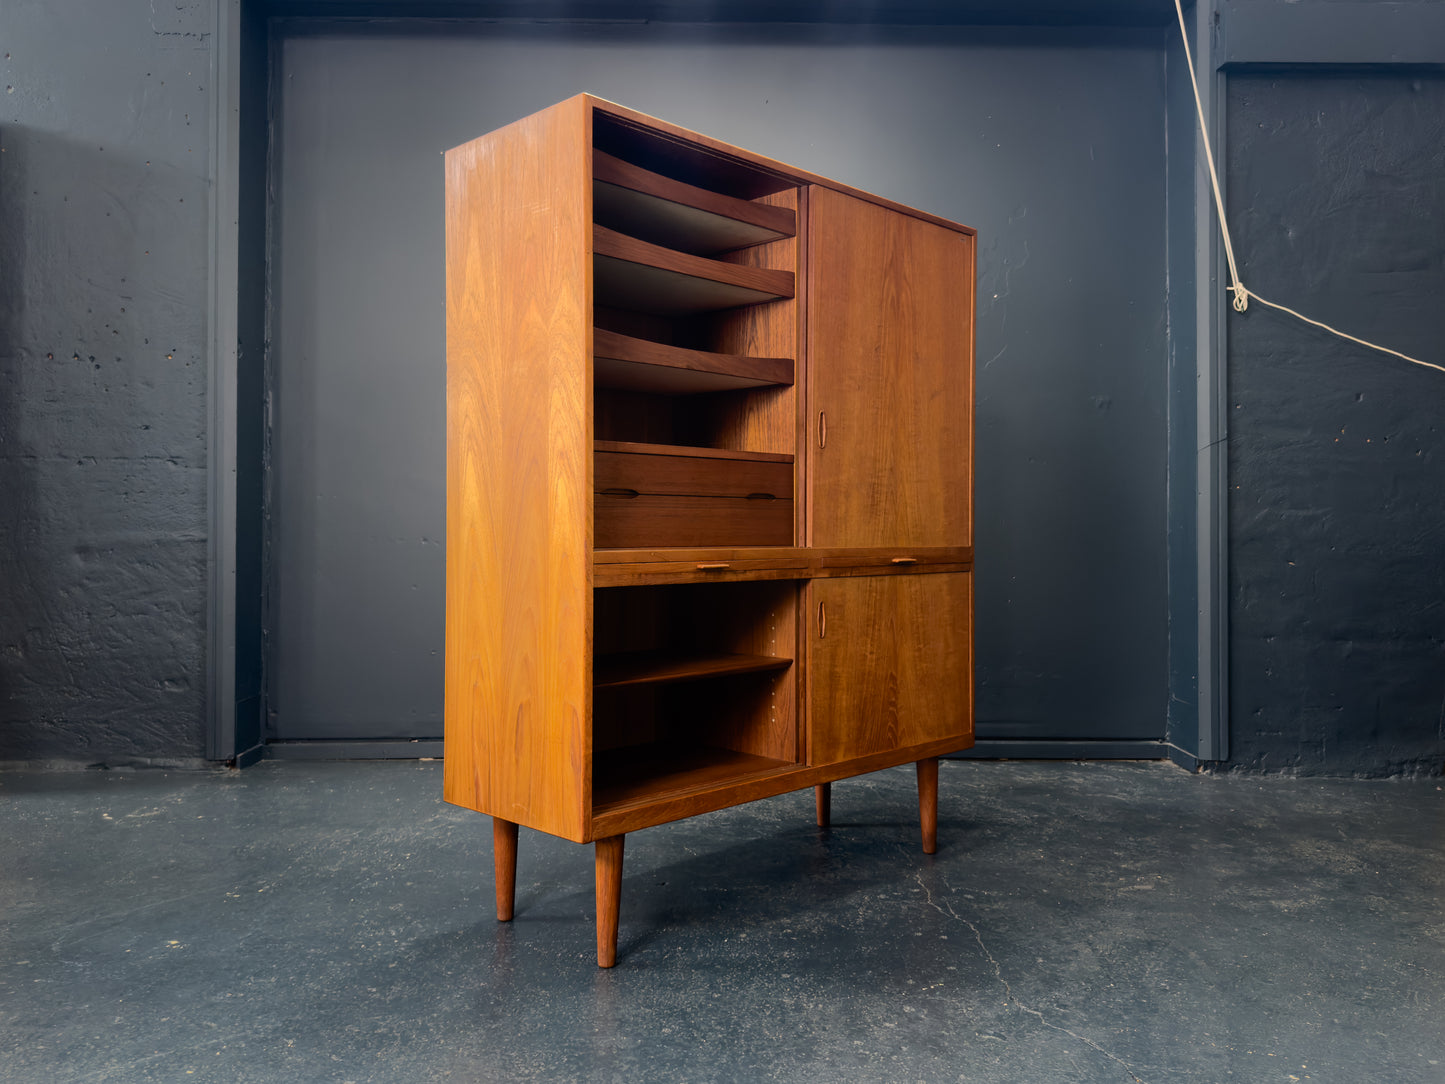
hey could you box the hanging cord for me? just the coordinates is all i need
[1172,0,1444,375]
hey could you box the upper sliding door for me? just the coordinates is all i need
[806,186,975,550]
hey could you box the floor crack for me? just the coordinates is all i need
[915,872,1149,1084]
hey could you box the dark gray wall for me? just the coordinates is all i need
[0,0,214,764]
[1225,71,1445,775]
[264,21,1171,744]
[5,0,1442,774]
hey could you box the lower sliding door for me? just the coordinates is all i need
[806,573,973,766]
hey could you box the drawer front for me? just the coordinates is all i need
[595,494,794,548]
[596,451,792,500]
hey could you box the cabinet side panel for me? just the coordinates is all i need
[808,187,973,548]
[443,99,590,842]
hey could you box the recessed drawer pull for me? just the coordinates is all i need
[696,562,731,571]
[890,556,918,565]
[600,488,640,499]
[818,410,827,448]
[745,492,776,501]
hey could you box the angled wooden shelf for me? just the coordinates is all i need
[594,439,793,464]
[593,650,793,689]
[593,150,796,255]
[593,328,793,395]
[594,226,794,313]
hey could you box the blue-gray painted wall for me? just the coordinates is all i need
[263,21,1170,746]
[2,0,1442,776]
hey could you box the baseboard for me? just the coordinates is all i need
[945,739,1169,760]
[262,739,444,760]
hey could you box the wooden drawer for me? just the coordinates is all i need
[595,441,794,548]
[595,446,792,500]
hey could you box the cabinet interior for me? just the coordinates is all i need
[591,109,801,550]
[592,580,800,813]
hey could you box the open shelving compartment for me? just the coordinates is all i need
[590,107,803,552]
[589,107,807,816]
[592,579,801,817]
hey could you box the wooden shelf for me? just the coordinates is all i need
[594,328,793,395]
[594,650,793,689]
[595,439,793,464]
[593,150,796,255]
[594,226,794,314]
[592,743,798,815]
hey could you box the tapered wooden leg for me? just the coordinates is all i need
[916,758,939,855]
[595,834,625,968]
[815,783,831,828]
[492,817,518,922]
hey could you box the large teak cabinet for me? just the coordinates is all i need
[444,94,975,967]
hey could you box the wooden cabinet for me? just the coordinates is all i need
[444,94,975,967]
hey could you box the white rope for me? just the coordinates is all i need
[1172,0,1443,375]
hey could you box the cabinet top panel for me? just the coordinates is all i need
[589,95,975,236]
[448,93,976,239]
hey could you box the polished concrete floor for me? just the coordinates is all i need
[1,759,1442,1083]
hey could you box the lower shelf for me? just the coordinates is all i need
[592,743,798,816]
[595,650,792,689]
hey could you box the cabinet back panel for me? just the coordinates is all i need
[593,582,798,761]
[700,189,803,461]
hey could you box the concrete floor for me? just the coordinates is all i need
[1,760,1441,1084]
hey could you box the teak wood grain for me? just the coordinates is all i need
[807,573,974,765]
[443,95,591,842]
[807,186,975,549]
